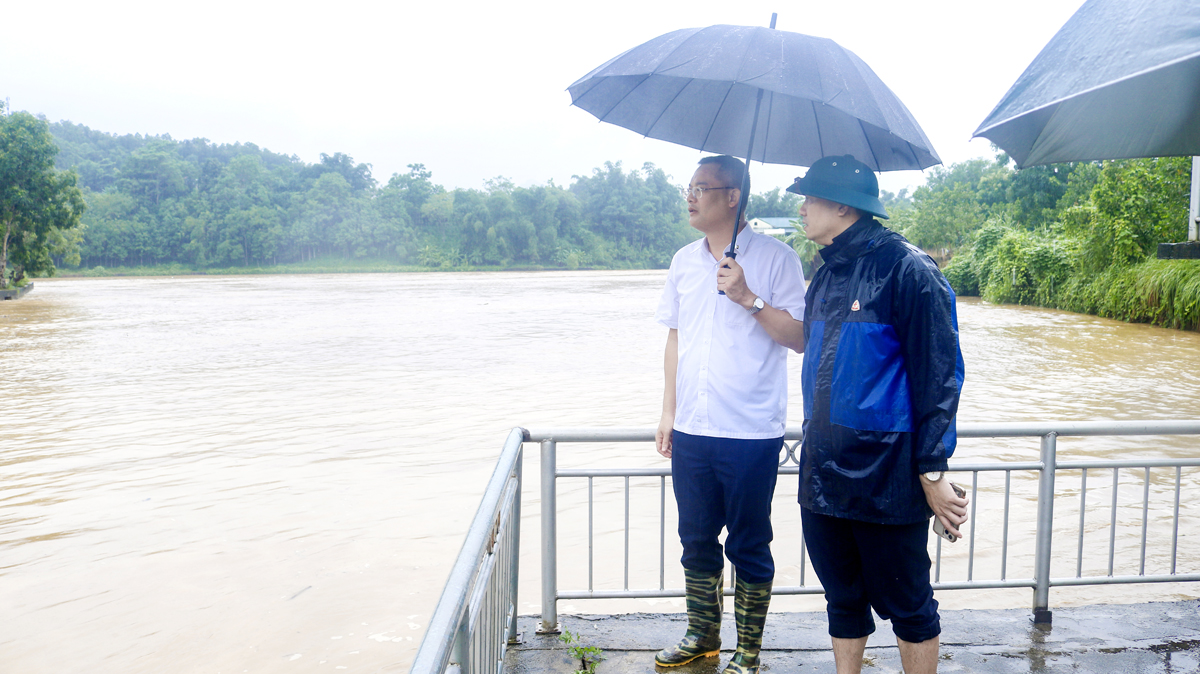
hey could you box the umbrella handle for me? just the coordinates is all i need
[717,255,735,295]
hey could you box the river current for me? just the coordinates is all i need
[2,271,1199,672]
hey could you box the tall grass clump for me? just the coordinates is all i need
[941,156,1199,332]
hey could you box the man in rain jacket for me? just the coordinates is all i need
[655,155,807,674]
[788,155,967,674]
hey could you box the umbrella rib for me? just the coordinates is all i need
[724,32,767,158]
[857,118,883,171]
[594,75,653,123]
[568,77,603,103]
[643,79,695,140]
[700,82,739,151]
[811,100,826,159]
[758,91,775,164]
[904,141,921,170]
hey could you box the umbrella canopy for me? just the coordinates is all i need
[568,24,940,172]
[974,0,1200,168]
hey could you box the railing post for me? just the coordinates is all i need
[539,439,560,633]
[1033,432,1057,624]
[507,449,522,645]
[452,612,470,674]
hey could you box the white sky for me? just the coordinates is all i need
[3,0,1086,196]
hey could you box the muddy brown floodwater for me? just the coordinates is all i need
[2,272,1199,672]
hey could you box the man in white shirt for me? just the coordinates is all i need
[654,155,807,674]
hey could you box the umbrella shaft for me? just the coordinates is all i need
[728,87,766,260]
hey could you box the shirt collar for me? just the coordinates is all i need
[700,225,757,261]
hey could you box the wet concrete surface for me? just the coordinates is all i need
[504,601,1200,673]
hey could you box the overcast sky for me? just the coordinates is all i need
[4,0,1086,196]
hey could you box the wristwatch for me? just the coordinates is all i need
[749,296,765,315]
[921,471,944,483]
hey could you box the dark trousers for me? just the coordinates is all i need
[801,508,940,643]
[671,431,783,584]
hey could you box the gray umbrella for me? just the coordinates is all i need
[973,0,1200,168]
[568,24,941,173]
[569,22,939,261]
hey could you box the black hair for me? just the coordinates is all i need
[698,155,750,215]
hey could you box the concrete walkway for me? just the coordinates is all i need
[505,601,1200,673]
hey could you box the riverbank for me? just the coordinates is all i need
[47,259,635,278]
[508,600,1200,673]
[0,282,34,300]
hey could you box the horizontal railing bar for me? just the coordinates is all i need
[783,582,1040,594]
[558,465,1032,480]
[561,578,1049,601]
[560,468,668,478]
[557,458,1200,480]
[1057,459,1200,470]
[560,588,824,600]
[929,579,1036,590]
[750,586,826,595]
[525,421,1200,444]
[1049,573,1200,587]
[948,462,1043,472]
[558,468,802,478]
[525,429,657,442]
[957,420,1200,437]
[559,589,684,599]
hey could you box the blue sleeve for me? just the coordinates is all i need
[896,262,964,471]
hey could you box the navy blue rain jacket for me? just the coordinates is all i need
[800,217,964,525]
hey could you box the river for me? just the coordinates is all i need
[1,272,1199,673]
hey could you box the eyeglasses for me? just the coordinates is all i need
[680,185,734,199]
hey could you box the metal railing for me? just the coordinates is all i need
[410,420,1200,674]
[409,428,524,674]
[530,420,1200,630]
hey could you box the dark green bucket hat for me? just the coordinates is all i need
[786,155,888,220]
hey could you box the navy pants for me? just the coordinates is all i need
[671,431,782,584]
[801,508,940,643]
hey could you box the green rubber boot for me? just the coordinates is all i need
[721,576,772,674]
[654,568,724,667]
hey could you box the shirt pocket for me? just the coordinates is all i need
[722,296,757,329]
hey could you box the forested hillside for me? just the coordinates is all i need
[46,122,800,272]
[27,117,1200,330]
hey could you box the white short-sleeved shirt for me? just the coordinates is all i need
[656,227,807,439]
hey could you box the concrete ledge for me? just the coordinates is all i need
[1157,242,1200,259]
[0,282,33,300]
[506,601,1200,672]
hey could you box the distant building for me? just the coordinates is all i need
[747,217,795,238]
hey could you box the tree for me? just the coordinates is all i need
[304,152,375,193]
[0,105,86,286]
[119,140,190,206]
[892,157,1009,252]
[1068,157,1190,273]
[569,161,691,267]
[747,187,801,219]
[206,155,280,265]
[880,188,913,211]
